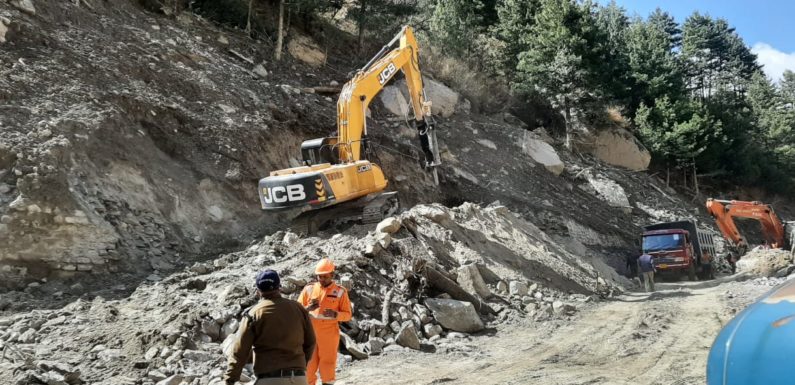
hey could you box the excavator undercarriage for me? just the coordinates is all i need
[289,191,399,235]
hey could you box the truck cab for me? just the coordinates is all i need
[642,220,716,281]
[642,229,698,280]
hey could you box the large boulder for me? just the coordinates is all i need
[0,18,8,44]
[287,34,326,67]
[590,129,651,171]
[521,132,564,175]
[411,204,450,223]
[457,264,491,298]
[384,77,460,118]
[424,298,484,333]
[376,217,401,234]
[395,322,421,350]
[379,86,409,117]
[423,78,459,118]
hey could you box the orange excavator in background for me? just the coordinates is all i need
[257,26,441,232]
[705,199,793,259]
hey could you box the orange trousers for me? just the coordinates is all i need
[307,323,339,385]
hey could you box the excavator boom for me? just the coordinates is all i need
[705,199,787,250]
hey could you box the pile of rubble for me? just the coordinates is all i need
[736,248,795,278]
[0,203,623,384]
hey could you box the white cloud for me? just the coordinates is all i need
[752,42,795,82]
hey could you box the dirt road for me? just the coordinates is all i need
[337,279,770,385]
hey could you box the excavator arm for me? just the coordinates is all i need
[705,199,786,249]
[337,26,440,172]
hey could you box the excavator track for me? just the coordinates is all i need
[289,192,400,235]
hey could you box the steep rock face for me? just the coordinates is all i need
[0,0,331,286]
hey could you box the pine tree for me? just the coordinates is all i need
[493,0,541,77]
[430,0,485,57]
[514,0,595,148]
[626,14,683,114]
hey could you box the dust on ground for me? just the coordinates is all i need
[337,277,779,385]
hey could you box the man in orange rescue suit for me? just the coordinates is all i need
[297,258,352,385]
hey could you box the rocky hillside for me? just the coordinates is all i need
[0,0,715,293]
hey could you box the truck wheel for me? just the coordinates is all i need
[688,262,697,281]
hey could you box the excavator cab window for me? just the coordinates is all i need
[301,137,339,166]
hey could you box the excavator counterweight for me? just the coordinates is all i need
[257,26,440,232]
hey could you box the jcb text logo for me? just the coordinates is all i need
[262,185,306,204]
[378,63,397,85]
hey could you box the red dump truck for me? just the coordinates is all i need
[642,220,716,280]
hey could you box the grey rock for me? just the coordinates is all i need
[221,318,239,340]
[496,281,508,293]
[383,344,405,354]
[35,371,67,385]
[424,298,484,333]
[42,316,66,328]
[181,349,216,362]
[12,0,36,15]
[156,375,184,385]
[422,323,443,339]
[144,347,159,361]
[147,370,168,381]
[398,306,411,321]
[18,328,36,343]
[389,320,401,333]
[396,322,421,350]
[509,281,528,296]
[253,64,268,78]
[375,217,401,234]
[36,361,80,384]
[412,205,450,223]
[457,264,491,298]
[201,319,221,341]
[98,349,125,362]
[364,338,385,355]
[552,301,576,315]
[189,263,210,275]
[339,332,368,359]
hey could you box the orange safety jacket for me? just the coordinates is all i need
[297,281,352,329]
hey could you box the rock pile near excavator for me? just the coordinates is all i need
[736,248,795,278]
[0,203,624,385]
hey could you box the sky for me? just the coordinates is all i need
[600,0,795,82]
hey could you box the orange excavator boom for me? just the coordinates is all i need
[705,199,786,249]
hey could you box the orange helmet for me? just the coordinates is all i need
[314,258,335,275]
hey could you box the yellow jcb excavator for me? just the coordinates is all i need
[257,26,441,232]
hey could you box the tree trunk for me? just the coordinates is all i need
[274,0,284,61]
[245,0,254,34]
[357,0,367,54]
[682,166,687,189]
[666,167,670,187]
[563,98,572,150]
[285,6,292,42]
[692,159,699,196]
[421,265,493,315]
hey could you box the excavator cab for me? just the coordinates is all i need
[301,137,339,166]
